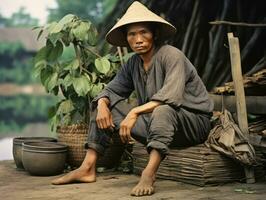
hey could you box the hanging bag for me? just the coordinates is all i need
[205,109,257,166]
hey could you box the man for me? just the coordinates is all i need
[52,1,213,197]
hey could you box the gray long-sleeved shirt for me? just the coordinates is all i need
[93,45,213,114]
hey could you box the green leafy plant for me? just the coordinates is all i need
[33,14,120,130]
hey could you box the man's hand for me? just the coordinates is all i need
[119,110,138,143]
[96,98,115,130]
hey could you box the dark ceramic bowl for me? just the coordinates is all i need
[13,137,57,169]
[22,142,68,176]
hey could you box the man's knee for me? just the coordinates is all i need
[151,104,176,120]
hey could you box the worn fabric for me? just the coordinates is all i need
[205,109,257,166]
[87,44,213,157]
[86,101,211,157]
[92,45,213,114]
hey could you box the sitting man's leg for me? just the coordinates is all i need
[52,101,137,185]
[130,105,211,196]
[51,148,97,184]
[51,110,112,185]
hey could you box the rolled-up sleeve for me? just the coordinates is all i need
[150,50,186,108]
[92,62,134,109]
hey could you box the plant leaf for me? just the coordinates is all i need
[46,40,64,62]
[71,111,83,124]
[49,14,75,34]
[34,46,47,64]
[95,57,110,74]
[64,59,79,70]
[50,115,60,132]
[48,32,63,46]
[61,114,71,125]
[40,67,53,86]
[50,14,75,34]
[58,14,75,28]
[45,72,58,91]
[72,21,91,42]
[90,72,97,83]
[45,22,57,32]
[48,106,57,118]
[63,74,73,87]
[57,99,75,114]
[33,60,46,78]
[73,75,91,96]
[32,26,43,30]
[49,22,64,34]
[90,83,104,98]
[37,29,44,41]
[70,95,86,113]
[87,24,98,46]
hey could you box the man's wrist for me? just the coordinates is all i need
[97,97,110,108]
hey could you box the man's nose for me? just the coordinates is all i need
[135,34,143,44]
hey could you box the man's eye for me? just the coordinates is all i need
[128,32,135,37]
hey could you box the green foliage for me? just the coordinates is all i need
[0,42,24,55]
[34,14,120,129]
[0,120,22,134]
[48,0,118,24]
[0,95,57,133]
[95,57,111,74]
[0,42,37,84]
[0,60,37,84]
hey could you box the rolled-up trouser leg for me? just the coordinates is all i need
[85,110,113,155]
[86,102,211,158]
[147,105,211,158]
[85,101,150,155]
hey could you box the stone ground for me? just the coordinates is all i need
[0,160,266,200]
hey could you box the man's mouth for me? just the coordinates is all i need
[135,46,145,50]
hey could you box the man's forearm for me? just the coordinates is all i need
[130,101,162,115]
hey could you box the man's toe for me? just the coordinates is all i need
[138,189,144,196]
[149,187,154,195]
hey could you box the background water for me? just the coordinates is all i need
[0,137,13,161]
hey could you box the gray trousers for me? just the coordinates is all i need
[85,101,211,157]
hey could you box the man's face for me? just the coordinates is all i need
[126,23,154,55]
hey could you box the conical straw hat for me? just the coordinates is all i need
[106,1,176,47]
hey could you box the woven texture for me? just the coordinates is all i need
[57,125,125,169]
[57,124,88,168]
[133,142,264,186]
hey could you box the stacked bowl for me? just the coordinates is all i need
[13,137,68,176]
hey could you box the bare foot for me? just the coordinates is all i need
[51,166,96,185]
[130,170,155,196]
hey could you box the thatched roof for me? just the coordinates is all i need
[0,28,45,51]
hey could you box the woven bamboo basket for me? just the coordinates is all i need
[57,124,88,168]
[57,124,125,169]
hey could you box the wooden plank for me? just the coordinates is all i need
[210,94,266,114]
[227,32,255,183]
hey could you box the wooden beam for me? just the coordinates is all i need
[210,20,266,27]
[227,32,255,183]
[210,94,266,114]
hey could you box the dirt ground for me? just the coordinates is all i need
[1,160,266,200]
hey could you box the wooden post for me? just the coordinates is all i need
[227,32,255,183]
[117,47,124,65]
